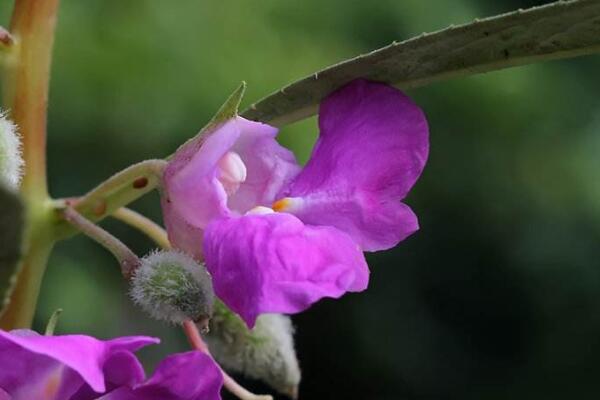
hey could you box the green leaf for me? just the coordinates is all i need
[207,301,301,398]
[242,0,600,126]
[0,185,24,315]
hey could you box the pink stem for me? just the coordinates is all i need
[182,320,273,400]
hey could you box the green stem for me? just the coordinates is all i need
[112,207,171,250]
[2,0,59,201]
[53,159,167,239]
[0,232,54,329]
[0,0,60,330]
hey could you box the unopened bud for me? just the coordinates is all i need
[130,250,214,325]
[0,112,23,190]
[207,302,301,398]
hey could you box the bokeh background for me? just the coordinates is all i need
[2,0,600,398]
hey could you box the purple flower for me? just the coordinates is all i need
[162,79,429,327]
[0,329,222,400]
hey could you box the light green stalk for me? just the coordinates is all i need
[0,0,60,329]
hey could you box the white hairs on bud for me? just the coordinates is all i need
[0,111,23,190]
[130,250,214,325]
[207,308,301,397]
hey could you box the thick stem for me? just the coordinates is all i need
[3,0,59,201]
[0,235,53,329]
[0,0,60,330]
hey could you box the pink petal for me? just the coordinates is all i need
[99,351,222,400]
[0,330,157,399]
[203,212,369,327]
[162,117,299,258]
[282,79,429,251]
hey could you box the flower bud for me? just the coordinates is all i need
[206,302,301,398]
[130,250,214,325]
[0,112,23,190]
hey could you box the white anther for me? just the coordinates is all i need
[246,206,275,215]
[217,151,247,196]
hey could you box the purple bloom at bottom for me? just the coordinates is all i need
[0,329,222,400]
[162,79,429,327]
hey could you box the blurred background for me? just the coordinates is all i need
[2,0,600,398]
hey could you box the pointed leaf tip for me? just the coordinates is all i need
[167,82,248,161]
[210,81,247,125]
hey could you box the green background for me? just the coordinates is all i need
[2,0,600,398]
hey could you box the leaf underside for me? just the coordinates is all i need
[0,186,24,315]
[242,0,600,127]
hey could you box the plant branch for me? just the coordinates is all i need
[0,0,60,330]
[2,0,60,200]
[62,207,140,278]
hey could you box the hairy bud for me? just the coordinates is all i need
[206,302,301,398]
[0,112,23,190]
[130,250,214,325]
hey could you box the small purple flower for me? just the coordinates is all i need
[162,79,429,327]
[0,329,222,400]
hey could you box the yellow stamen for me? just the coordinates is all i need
[272,198,291,212]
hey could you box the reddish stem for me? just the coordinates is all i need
[182,320,273,400]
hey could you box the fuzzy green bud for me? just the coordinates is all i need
[130,250,214,325]
[0,112,23,190]
[207,301,301,398]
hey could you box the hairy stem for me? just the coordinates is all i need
[112,207,171,250]
[62,207,140,278]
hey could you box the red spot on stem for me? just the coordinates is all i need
[93,200,107,216]
[133,177,149,189]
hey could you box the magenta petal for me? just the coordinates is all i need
[282,79,429,251]
[99,351,222,400]
[162,117,299,258]
[0,329,158,399]
[70,351,147,400]
[203,213,369,327]
[226,118,301,214]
